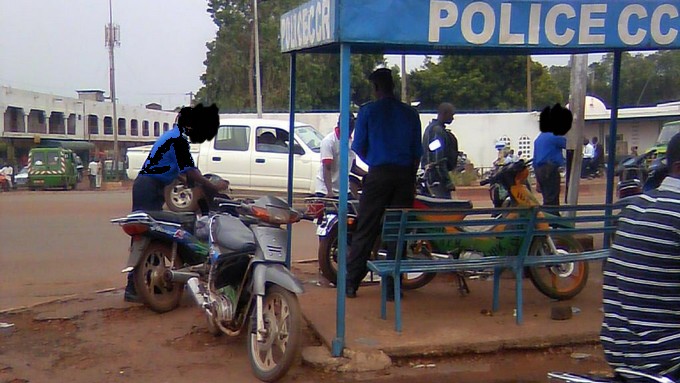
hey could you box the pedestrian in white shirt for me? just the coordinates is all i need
[581,138,595,179]
[0,163,13,190]
[88,159,99,190]
[314,114,367,199]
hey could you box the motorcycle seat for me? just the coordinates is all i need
[213,215,256,253]
[146,211,197,233]
[414,195,473,210]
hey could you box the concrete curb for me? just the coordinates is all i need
[301,309,600,371]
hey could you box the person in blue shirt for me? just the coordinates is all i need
[346,68,422,300]
[125,103,227,302]
[533,104,571,215]
[132,103,226,211]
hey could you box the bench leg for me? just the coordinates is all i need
[380,277,387,320]
[492,267,501,312]
[394,274,402,332]
[515,267,523,324]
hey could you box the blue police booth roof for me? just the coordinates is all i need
[281,0,679,55]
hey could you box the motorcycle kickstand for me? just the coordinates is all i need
[456,272,470,296]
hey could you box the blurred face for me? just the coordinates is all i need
[442,111,454,124]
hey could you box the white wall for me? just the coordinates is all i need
[223,111,541,169]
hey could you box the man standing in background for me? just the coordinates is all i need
[421,102,458,199]
[88,158,99,190]
[314,113,367,199]
[533,104,572,215]
[346,68,422,300]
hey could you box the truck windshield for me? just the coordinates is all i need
[295,125,324,153]
[657,122,680,145]
[31,152,46,165]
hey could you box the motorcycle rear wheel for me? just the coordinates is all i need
[527,235,588,300]
[133,241,183,313]
[248,285,302,383]
[317,228,436,290]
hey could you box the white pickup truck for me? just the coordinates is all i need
[126,118,324,211]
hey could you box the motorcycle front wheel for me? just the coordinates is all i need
[248,285,302,383]
[133,241,183,313]
[317,228,436,290]
[527,235,588,300]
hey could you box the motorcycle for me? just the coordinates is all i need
[549,367,675,383]
[616,154,668,198]
[112,179,304,382]
[304,195,439,290]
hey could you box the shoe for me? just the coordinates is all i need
[124,275,140,303]
[346,287,357,299]
[124,290,141,303]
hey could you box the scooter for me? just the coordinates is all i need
[549,367,675,383]
[111,175,230,313]
[616,154,667,198]
[112,192,304,382]
[304,195,439,291]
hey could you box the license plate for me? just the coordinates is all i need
[34,179,44,184]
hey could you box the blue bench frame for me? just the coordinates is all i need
[367,204,620,332]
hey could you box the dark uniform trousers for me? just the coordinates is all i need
[346,164,416,291]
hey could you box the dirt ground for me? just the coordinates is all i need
[0,184,615,382]
[0,261,614,383]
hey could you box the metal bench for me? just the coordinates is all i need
[367,204,620,332]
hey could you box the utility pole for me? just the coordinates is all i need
[106,0,120,178]
[526,56,532,111]
[565,54,588,212]
[401,55,408,103]
[187,92,194,106]
[253,0,263,118]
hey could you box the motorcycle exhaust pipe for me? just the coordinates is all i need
[164,270,200,284]
[185,277,207,308]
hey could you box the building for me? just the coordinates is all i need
[2,86,680,170]
[0,86,176,167]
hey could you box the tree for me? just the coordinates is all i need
[586,50,680,107]
[196,0,385,112]
[409,55,562,111]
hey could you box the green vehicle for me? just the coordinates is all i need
[28,147,79,190]
[644,120,680,162]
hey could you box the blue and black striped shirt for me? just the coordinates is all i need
[601,176,680,379]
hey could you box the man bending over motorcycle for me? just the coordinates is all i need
[600,132,680,380]
[125,103,228,302]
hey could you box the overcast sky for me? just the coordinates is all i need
[1,1,609,110]
[0,0,216,109]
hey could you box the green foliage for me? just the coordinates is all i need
[197,0,384,112]
[196,2,680,114]
[587,50,680,107]
[409,55,562,111]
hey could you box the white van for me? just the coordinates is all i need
[126,118,324,209]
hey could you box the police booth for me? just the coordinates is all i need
[279,0,680,356]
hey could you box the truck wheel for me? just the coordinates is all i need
[164,179,202,212]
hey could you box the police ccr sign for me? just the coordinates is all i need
[429,1,678,47]
[281,0,679,53]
